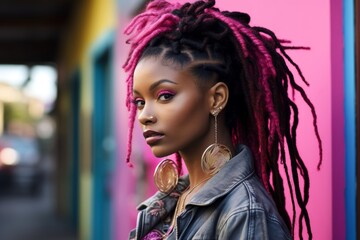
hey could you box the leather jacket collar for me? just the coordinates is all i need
[137,145,254,211]
[133,145,255,240]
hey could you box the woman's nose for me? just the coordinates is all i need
[138,110,156,125]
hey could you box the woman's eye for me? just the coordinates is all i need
[158,91,175,101]
[133,98,145,108]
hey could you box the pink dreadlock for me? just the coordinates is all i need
[123,0,181,168]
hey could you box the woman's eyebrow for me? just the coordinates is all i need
[149,79,178,91]
[133,79,178,95]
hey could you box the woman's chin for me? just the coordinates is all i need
[151,147,174,159]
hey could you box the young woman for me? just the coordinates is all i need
[123,0,322,239]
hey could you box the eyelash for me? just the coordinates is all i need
[132,90,175,109]
[157,90,175,101]
[132,98,145,108]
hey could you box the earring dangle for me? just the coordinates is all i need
[154,159,179,193]
[201,107,232,175]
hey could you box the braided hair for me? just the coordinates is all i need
[123,0,322,239]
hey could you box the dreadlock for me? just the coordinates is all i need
[123,0,323,239]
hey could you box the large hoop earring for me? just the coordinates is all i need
[154,159,179,193]
[201,107,232,175]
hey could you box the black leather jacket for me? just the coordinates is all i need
[130,145,292,240]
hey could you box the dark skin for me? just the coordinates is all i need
[133,56,235,196]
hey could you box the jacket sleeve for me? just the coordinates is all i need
[218,208,292,240]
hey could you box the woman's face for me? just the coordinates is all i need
[133,57,213,158]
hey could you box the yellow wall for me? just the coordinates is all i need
[58,0,116,239]
[60,0,116,73]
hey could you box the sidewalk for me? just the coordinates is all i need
[0,175,77,240]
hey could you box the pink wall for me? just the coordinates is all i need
[114,15,136,240]
[114,0,344,239]
[114,13,163,240]
[227,2,333,239]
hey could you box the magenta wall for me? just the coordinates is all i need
[114,1,345,239]
[210,1,345,239]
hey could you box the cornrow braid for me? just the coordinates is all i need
[123,1,322,239]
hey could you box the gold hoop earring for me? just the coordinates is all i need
[154,159,178,193]
[201,107,232,175]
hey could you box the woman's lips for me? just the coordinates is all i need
[143,130,164,145]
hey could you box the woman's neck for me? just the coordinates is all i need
[180,125,236,188]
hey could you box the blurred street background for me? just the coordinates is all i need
[0,1,78,239]
[0,1,151,239]
[0,153,76,240]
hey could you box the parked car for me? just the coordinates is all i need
[0,134,42,194]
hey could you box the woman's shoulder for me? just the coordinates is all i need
[214,176,291,239]
[224,173,279,215]
[213,145,279,214]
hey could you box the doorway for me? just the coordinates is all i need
[91,32,115,240]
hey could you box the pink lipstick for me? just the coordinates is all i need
[143,130,164,145]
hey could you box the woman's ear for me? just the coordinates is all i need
[208,82,229,112]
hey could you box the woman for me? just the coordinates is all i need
[123,0,322,239]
